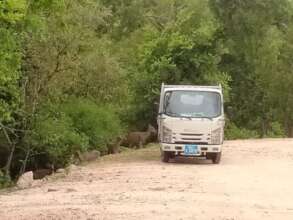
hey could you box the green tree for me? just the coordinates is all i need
[0,0,26,123]
[128,0,230,127]
[211,0,292,136]
[0,0,27,177]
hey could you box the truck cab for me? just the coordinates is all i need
[158,84,225,164]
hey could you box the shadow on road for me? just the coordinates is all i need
[169,156,214,165]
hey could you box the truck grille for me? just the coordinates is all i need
[174,141,208,145]
[180,133,203,136]
[181,138,201,141]
[173,133,209,144]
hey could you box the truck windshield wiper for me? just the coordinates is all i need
[199,116,213,121]
[179,114,193,119]
[175,113,193,120]
[165,112,180,117]
[165,112,191,119]
[165,112,212,120]
[191,113,213,121]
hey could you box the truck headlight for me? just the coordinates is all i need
[211,128,222,144]
[162,126,172,143]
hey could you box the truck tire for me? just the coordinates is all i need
[161,151,170,163]
[212,152,221,164]
[207,152,221,164]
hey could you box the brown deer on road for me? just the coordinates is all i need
[121,124,157,149]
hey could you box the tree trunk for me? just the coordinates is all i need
[284,120,293,137]
[0,123,15,177]
[19,147,31,177]
[4,144,16,177]
[289,124,293,138]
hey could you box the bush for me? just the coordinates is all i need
[30,111,89,167]
[265,122,286,138]
[61,98,123,154]
[225,122,259,140]
[0,170,12,189]
[28,97,123,169]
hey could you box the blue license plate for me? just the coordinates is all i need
[184,145,198,155]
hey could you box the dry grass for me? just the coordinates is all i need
[97,143,160,164]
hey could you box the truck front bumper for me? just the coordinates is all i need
[160,143,222,156]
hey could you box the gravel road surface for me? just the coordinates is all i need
[1,139,293,220]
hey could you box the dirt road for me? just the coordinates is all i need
[1,139,293,220]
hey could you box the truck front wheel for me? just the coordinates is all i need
[207,152,222,164]
[161,151,171,163]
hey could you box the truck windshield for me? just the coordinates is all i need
[164,90,221,118]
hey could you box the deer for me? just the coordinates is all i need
[122,124,157,149]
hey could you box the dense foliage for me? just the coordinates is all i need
[1,0,293,182]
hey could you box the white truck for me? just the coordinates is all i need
[157,84,225,164]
